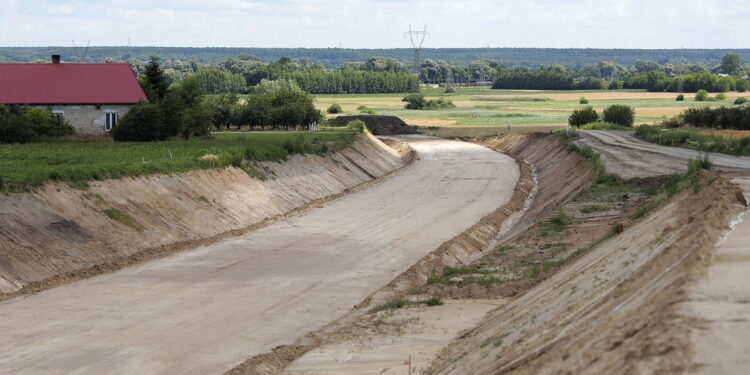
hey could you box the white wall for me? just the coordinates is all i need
[34,105,134,135]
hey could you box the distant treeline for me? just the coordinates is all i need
[493,66,611,90]
[491,54,750,92]
[3,46,750,68]
[285,70,419,94]
[624,72,749,92]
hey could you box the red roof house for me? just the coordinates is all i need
[0,55,147,134]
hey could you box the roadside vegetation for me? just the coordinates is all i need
[0,132,355,192]
[635,125,750,156]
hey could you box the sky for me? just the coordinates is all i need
[0,0,748,49]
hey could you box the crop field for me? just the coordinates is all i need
[316,86,748,131]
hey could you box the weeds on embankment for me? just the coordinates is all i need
[369,295,445,313]
[0,132,356,192]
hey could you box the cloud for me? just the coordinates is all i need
[0,0,747,48]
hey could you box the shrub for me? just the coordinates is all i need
[402,94,427,109]
[735,97,749,105]
[356,105,369,111]
[579,97,589,104]
[425,97,456,110]
[326,103,343,114]
[716,93,727,101]
[568,106,599,126]
[112,103,168,142]
[0,105,74,144]
[676,94,685,101]
[444,86,456,93]
[602,104,635,127]
[346,119,366,133]
[695,89,709,101]
[736,79,749,93]
[360,108,376,114]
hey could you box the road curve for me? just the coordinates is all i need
[0,136,519,375]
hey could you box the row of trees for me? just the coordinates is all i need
[283,70,419,94]
[671,106,750,130]
[624,71,748,92]
[493,66,609,90]
[120,52,750,94]
[117,59,323,141]
[142,55,418,94]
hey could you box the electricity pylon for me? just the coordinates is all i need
[404,25,430,74]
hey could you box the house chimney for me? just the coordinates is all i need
[51,55,61,64]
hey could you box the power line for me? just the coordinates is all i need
[404,25,430,74]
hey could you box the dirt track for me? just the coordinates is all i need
[580,130,750,178]
[0,136,519,375]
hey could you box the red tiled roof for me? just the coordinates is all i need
[0,63,147,104]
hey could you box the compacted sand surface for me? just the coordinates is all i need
[0,136,519,375]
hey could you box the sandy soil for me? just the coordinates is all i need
[682,177,750,374]
[0,136,519,374]
[562,130,750,374]
[427,171,745,375]
[283,300,503,375]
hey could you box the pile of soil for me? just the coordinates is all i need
[330,115,419,135]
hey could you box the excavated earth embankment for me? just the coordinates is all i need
[244,133,598,375]
[426,171,747,373]
[0,133,413,298]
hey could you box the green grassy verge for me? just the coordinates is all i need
[635,125,750,156]
[0,132,356,192]
[103,208,144,231]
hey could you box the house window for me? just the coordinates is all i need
[105,111,118,131]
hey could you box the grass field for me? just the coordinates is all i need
[0,132,355,191]
[316,86,747,131]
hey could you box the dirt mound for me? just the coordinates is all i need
[330,115,419,135]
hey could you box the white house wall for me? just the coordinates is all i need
[35,105,134,135]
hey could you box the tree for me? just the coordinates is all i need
[141,56,169,102]
[602,105,635,127]
[112,103,167,141]
[568,106,599,126]
[205,94,240,130]
[719,53,741,75]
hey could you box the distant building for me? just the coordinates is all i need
[0,55,147,134]
[742,75,750,80]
